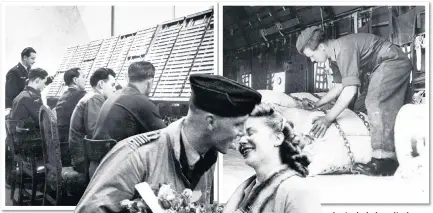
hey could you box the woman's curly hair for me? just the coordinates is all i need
[250,103,311,177]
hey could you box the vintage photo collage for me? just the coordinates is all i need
[1,1,429,213]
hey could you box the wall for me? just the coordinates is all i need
[4,6,103,76]
[3,5,212,77]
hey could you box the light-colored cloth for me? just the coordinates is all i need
[224,169,322,213]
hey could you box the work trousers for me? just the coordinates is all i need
[365,45,412,159]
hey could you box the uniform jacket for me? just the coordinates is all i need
[55,87,87,142]
[75,119,217,213]
[69,92,106,173]
[6,63,29,108]
[92,84,166,142]
[10,86,43,130]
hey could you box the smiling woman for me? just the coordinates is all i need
[223,103,322,213]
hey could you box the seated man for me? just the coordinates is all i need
[55,67,87,142]
[11,68,50,133]
[69,68,116,174]
[92,61,166,142]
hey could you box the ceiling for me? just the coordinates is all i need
[223,6,368,54]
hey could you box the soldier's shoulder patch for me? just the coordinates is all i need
[127,130,161,150]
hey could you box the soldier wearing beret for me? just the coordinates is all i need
[74,74,262,213]
[296,26,412,176]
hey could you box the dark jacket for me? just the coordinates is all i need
[75,119,216,213]
[69,92,106,173]
[92,84,166,141]
[6,63,29,108]
[55,87,87,142]
[10,86,43,130]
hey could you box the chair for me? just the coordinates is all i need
[39,105,85,206]
[83,137,117,182]
[5,119,45,206]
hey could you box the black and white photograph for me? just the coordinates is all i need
[2,2,217,211]
[0,1,431,213]
[222,5,428,205]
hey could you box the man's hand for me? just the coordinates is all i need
[310,116,332,138]
[302,99,317,110]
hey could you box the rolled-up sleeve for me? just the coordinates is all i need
[336,47,361,87]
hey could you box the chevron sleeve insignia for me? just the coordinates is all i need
[127,130,161,150]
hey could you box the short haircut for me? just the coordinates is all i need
[304,29,328,51]
[128,61,155,82]
[90,68,116,87]
[64,68,81,86]
[28,68,48,82]
[21,47,36,59]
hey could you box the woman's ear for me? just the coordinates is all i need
[274,132,284,147]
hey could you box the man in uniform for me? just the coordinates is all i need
[10,68,50,131]
[69,68,117,174]
[92,61,166,142]
[296,26,412,176]
[5,47,37,108]
[74,74,262,213]
[56,67,87,143]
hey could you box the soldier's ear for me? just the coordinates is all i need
[97,80,104,89]
[205,114,216,130]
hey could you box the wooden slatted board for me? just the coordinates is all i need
[154,16,209,97]
[181,16,215,97]
[50,9,214,101]
[115,27,157,87]
[57,46,78,72]
[107,34,135,78]
[145,23,183,95]
[80,40,103,79]
[67,44,89,69]
[84,36,119,91]
[83,40,103,61]
[115,57,144,87]
[46,72,65,97]
[128,27,157,57]
[47,46,78,97]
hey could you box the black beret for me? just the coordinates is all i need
[189,74,262,117]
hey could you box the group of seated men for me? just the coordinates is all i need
[5,47,168,195]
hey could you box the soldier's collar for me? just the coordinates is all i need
[24,86,41,97]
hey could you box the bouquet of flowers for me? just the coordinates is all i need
[120,183,224,213]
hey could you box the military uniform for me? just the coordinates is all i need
[5,63,29,108]
[74,119,216,213]
[69,91,106,173]
[75,74,262,213]
[56,86,87,142]
[11,86,43,130]
[92,84,166,142]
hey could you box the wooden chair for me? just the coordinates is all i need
[39,105,85,206]
[5,119,45,206]
[83,137,117,182]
